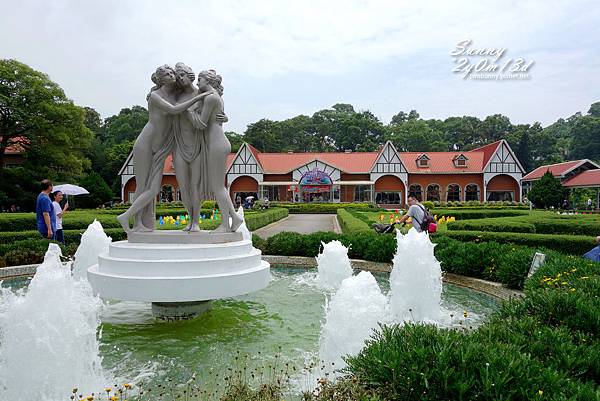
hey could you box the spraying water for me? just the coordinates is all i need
[0,243,112,401]
[72,220,112,279]
[316,228,443,378]
[388,228,442,323]
[316,240,353,290]
[318,271,388,371]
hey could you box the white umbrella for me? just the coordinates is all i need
[52,184,89,196]
[245,196,255,201]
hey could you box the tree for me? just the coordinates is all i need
[527,171,566,209]
[569,113,600,162]
[441,116,483,150]
[99,106,148,145]
[588,102,600,118]
[387,120,447,152]
[77,171,113,208]
[226,131,244,153]
[0,59,92,180]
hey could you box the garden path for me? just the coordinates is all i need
[252,213,339,238]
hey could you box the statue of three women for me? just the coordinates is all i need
[117,63,243,234]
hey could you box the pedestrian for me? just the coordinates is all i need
[397,195,436,233]
[588,198,593,210]
[51,190,69,244]
[36,179,56,239]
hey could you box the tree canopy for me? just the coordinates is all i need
[0,59,92,180]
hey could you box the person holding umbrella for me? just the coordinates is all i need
[51,190,69,244]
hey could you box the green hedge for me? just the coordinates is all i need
[267,202,377,214]
[447,219,536,233]
[447,215,600,237]
[244,208,288,231]
[0,209,288,266]
[432,209,529,220]
[336,209,371,234]
[437,230,597,255]
[336,249,600,401]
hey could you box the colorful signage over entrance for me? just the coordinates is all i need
[299,169,333,193]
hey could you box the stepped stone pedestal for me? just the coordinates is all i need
[87,230,271,319]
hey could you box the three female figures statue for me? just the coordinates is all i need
[117,63,242,234]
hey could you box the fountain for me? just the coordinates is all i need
[87,64,270,319]
[0,244,110,401]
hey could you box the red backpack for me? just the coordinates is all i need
[416,204,437,233]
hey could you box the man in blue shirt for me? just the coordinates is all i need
[36,179,56,239]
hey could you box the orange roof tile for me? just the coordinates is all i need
[400,152,484,174]
[522,160,586,181]
[562,169,600,188]
[253,152,379,173]
[168,141,510,175]
[471,141,502,166]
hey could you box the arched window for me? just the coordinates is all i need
[465,184,480,201]
[409,184,422,201]
[446,184,461,202]
[426,184,440,202]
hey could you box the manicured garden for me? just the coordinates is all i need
[307,249,600,400]
[0,207,288,267]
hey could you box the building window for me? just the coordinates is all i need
[354,185,372,202]
[465,184,480,201]
[160,185,174,203]
[446,184,461,202]
[453,154,468,167]
[409,184,422,201]
[487,191,514,202]
[260,185,280,201]
[376,192,402,205]
[426,184,440,202]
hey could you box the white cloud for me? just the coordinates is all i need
[1,0,599,132]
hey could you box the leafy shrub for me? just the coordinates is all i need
[200,200,217,209]
[244,208,288,231]
[76,171,114,208]
[437,230,596,255]
[447,219,536,233]
[268,202,376,214]
[337,209,371,234]
[421,201,435,210]
[432,209,528,219]
[344,324,597,401]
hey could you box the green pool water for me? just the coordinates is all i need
[1,267,499,395]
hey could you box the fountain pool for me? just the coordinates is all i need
[1,266,498,397]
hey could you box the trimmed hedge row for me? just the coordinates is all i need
[0,209,288,266]
[267,202,377,214]
[447,214,600,237]
[437,230,597,255]
[332,246,600,401]
[244,208,288,231]
[264,231,568,290]
[432,209,529,220]
[336,209,371,234]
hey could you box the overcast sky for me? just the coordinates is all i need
[1,0,599,133]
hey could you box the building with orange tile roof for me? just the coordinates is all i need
[119,139,525,206]
[522,159,600,209]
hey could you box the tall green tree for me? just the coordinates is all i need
[527,171,566,209]
[569,113,600,162]
[0,59,92,179]
[387,120,447,152]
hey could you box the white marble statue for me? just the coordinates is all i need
[117,64,241,234]
[117,65,211,233]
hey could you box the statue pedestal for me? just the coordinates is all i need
[87,231,271,319]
